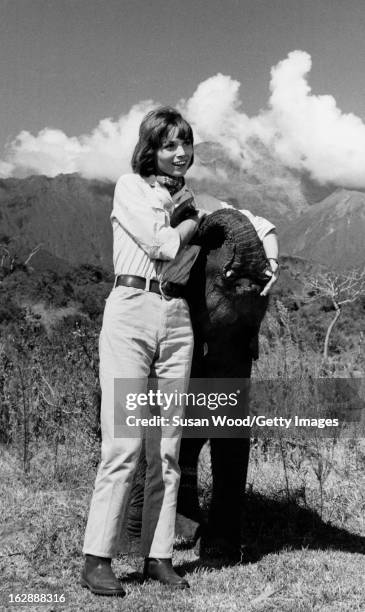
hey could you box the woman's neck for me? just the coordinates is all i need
[155,174,185,196]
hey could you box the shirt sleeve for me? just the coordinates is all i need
[111,175,180,260]
[218,201,276,242]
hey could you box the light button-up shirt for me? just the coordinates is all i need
[111,173,275,286]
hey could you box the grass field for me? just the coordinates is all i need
[1,436,364,612]
[1,293,364,611]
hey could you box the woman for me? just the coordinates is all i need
[81,107,279,597]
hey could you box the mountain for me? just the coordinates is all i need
[0,142,363,273]
[281,189,365,269]
[192,139,309,231]
[0,174,114,269]
[0,142,308,270]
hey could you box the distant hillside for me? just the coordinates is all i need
[281,189,365,269]
[0,143,305,271]
[1,142,363,273]
[0,174,114,269]
[192,139,310,231]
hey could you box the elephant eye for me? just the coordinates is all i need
[224,269,234,278]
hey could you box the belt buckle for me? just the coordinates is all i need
[159,280,173,301]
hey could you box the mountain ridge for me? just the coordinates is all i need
[0,142,363,272]
[281,189,365,269]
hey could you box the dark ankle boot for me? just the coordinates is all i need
[80,555,126,596]
[143,557,189,589]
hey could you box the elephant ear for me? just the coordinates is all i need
[193,208,270,286]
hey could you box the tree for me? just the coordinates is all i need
[305,268,365,360]
[0,238,43,280]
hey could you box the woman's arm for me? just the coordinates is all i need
[261,229,280,296]
[112,174,181,260]
[262,229,279,261]
[175,211,205,250]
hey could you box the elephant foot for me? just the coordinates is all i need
[194,537,240,565]
[195,540,257,566]
[194,531,255,566]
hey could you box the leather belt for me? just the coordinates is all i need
[115,275,185,299]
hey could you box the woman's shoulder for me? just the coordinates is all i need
[115,173,150,195]
[116,172,145,186]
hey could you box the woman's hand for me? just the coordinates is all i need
[170,198,197,227]
[194,208,208,226]
[170,201,207,228]
[260,258,280,296]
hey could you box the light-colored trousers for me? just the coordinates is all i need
[83,285,194,558]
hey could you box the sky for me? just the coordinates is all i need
[1,0,365,186]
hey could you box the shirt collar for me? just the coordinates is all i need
[145,175,187,195]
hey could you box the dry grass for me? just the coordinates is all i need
[1,436,364,612]
[1,299,364,610]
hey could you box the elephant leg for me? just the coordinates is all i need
[126,436,207,541]
[126,439,147,540]
[207,437,250,548]
[177,437,207,524]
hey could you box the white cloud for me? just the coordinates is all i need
[0,160,15,178]
[263,50,365,187]
[1,101,154,181]
[179,73,254,165]
[2,51,365,188]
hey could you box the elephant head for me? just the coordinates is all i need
[184,208,270,375]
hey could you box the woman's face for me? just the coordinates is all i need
[156,128,193,177]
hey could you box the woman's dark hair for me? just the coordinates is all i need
[131,106,194,176]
